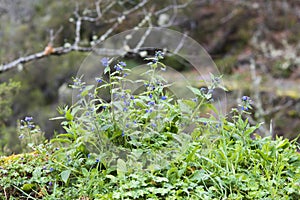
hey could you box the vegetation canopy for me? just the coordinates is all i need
[0,54,299,199]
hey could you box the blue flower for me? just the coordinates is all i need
[73,77,81,86]
[49,167,54,172]
[48,181,53,186]
[146,108,153,113]
[114,64,123,71]
[95,77,102,83]
[101,57,109,67]
[148,101,155,106]
[96,158,100,163]
[242,96,249,101]
[200,88,207,93]
[155,51,164,58]
[119,61,126,67]
[87,154,91,158]
[161,96,167,100]
[24,116,33,122]
[121,131,125,137]
[88,93,94,98]
[123,100,128,105]
[240,106,248,111]
[27,124,35,129]
[149,94,153,98]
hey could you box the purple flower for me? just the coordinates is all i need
[119,61,126,67]
[149,94,153,98]
[114,64,123,71]
[27,124,35,129]
[240,106,248,111]
[161,96,167,100]
[155,51,164,58]
[146,108,153,113]
[88,93,94,98]
[48,181,53,186]
[123,100,130,106]
[19,135,24,139]
[148,101,155,106]
[101,57,109,67]
[242,96,249,101]
[73,78,81,86]
[95,77,102,83]
[24,116,33,122]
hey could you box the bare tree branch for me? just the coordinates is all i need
[0,0,192,73]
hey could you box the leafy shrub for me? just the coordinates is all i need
[0,54,299,199]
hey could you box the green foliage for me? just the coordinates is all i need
[0,57,299,199]
[0,80,20,122]
[0,80,21,155]
[17,117,46,153]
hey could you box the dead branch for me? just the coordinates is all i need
[0,0,192,74]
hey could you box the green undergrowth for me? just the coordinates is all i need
[0,53,299,199]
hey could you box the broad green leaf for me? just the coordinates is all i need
[104,66,110,74]
[117,158,127,177]
[65,109,73,121]
[61,169,71,184]
[82,168,89,177]
[21,183,35,192]
[177,100,195,113]
[187,86,202,96]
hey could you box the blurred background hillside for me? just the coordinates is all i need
[0,0,299,155]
